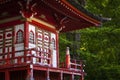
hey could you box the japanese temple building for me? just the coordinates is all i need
[0,0,110,80]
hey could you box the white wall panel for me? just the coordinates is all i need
[9,47,12,52]
[15,24,24,42]
[15,24,24,33]
[0,34,3,41]
[0,56,2,59]
[0,48,2,53]
[29,43,36,48]
[15,52,24,57]
[52,50,57,67]
[50,33,57,67]
[29,24,35,33]
[15,43,24,51]
[5,47,8,53]
[29,24,36,48]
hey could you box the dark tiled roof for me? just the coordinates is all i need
[67,0,111,22]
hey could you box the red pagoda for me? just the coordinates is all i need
[0,0,109,80]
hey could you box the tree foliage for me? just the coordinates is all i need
[59,0,120,80]
[86,0,120,27]
[79,27,120,80]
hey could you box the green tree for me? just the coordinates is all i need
[60,0,120,80]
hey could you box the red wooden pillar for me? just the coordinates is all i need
[24,21,29,63]
[12,28,15,64]
[80,61,84,80]
[3,31,5,63]
[59,72,63,80]
[26,66,34,80]
[46,69,50,80]
[56,31,59,68]
[5,70,10,80]
[70,74,74,80]
[12,46,15,64]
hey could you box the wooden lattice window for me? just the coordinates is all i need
[29,31,34,44]
[16,30,23,43]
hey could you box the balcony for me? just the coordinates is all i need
[0,48,50,66]
[0,48,85,80]
[0,48,84,72]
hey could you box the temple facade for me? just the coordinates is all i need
[0,0,108,80]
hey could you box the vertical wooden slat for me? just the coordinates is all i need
[56,31,59,68]
[6,47,10,65]
[3,30,5,64]
[71,74,74,80]
[12,27,15,64]
[26,67,34,80]
[12,46,15,64]
[5,70,10,80]
[60,72,63,80]
[46,69,50,80]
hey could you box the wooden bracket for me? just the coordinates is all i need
[18,0,37,18]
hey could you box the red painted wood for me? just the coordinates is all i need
[0,1,87,80]
[0,20,23,28]
[26,68,34,80]
[6,47,10,65]
[5,70,10,80]
[0,35,3,39]
[46,69,50,80]
[30,21,56,33]
[60,72,63,80]
[12,46,15,63]
[56,32,59,67]
[66,47,71,68]
[71,74,74,80]
[24,22,29,63]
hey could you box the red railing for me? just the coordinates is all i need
[60,59,85,71]
[0,48,51,66]
[0,48,85,72]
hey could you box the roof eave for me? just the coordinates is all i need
[65,0,108,25]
